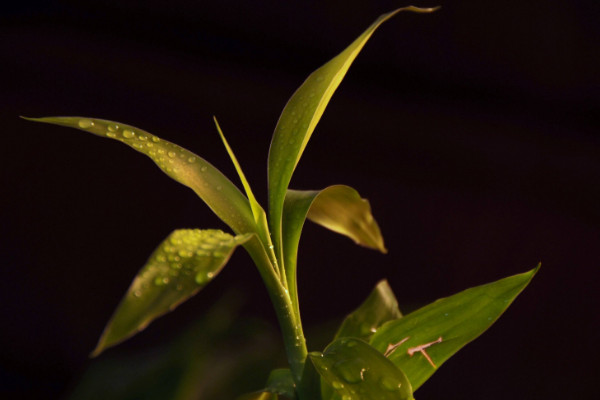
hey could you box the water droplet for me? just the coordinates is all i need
[146,142,153,147]
[379,376,401,391]
[195,271,214,285]
[133,290,142,298]
[78,119,94,128]
[342,395,351,400]
[168,151,176,158]
[157,255,167,262]
[187,156,196,163]
[106,132,117,138]
[139,135,147,141]
[200,166,207,172]
[331,381,344,389]
[334,361,364,384]
[151,136,160,143]
[123,129,134,138]
[176,284,183,291]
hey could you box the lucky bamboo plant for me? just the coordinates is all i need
[24,6,537,400]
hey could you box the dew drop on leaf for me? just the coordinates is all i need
[78,119,94,128]
[123,129,134,138]
[379,376,401,392]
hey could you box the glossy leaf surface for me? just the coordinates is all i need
[93,229,252,355]
[310,338,413,400]
[335,280,402,341]
[282,185,386,306]
[370,266,539,390]
[24,117,256,235]
[268,6,437,265]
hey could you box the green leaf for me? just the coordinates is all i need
[335,280,402,341]
[370,266,539,391]
[267,6,438,267]
[23,116,256,235]
[213,117,278,273]
[310,338,413,400]
[282,185,385,306]
[265,368,296,399]
[92,229,252,356]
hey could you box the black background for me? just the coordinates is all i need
[1,1,598,399]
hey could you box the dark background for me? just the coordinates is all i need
[1,1,598,399]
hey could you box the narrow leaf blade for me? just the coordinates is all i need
[93,229,252,356]
[335,280,402,341]
[268,6,438,262]
[370,266,539,391]
[310,338,414,400]
[24,116,256,235]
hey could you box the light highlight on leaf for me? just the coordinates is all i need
[92,229,252,356]
[370,266,539,391]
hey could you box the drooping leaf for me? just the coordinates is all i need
[93,229,252,356]
[335,280,402,341]
[267,6,438,267]
[310,338,413,400]
[370,266,539,391]
[282,185,386,306]
[23,116,256,235]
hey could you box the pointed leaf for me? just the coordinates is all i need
[370,266,539,391]
[268,6,438,264]
[213,117,278,272]
[23,116,256,235]
[93,229,252,356]
[310,338,413,400]
[282,185,385,306]
[335,280,402,341]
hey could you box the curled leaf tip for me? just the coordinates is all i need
[403,5,441,13]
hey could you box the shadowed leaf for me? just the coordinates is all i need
[23,116,256,235]
[370,266,539,391]
[267,6,438,267]
[93,229,252,355]
[335,280,401,341]
[310,338,413,400]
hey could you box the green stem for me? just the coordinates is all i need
[244,238,308,384]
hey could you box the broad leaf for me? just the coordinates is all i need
[23,116,256,235]
[310,338,413,400]
[370,266,539,391]
[267,6,438,267]
[282,185,385,306]
[93,229,252,356]
[335,280,402,341]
